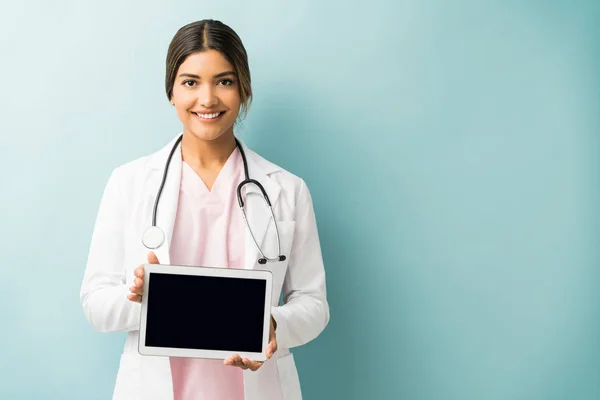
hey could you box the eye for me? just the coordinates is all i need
[219,79,234,86]
[182,80,196,87]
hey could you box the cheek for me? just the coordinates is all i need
[173,98,195,119]
[174,107,189,124]
[172,87,194,108]
[223,93,242,116]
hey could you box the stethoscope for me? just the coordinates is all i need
[141,134,286,265]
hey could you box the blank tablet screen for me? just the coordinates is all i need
[144,272,266,353]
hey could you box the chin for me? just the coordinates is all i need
[186,128,233,142]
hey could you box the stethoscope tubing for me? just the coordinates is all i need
[144,134,285,264]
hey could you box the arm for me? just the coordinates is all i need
[79,168,141,332]
[270,179,330,349]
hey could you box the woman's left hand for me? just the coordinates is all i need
[224,315,278,371]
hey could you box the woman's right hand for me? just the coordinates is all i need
[128,251,160,303]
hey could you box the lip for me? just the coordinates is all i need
[191,110,226,123]
[192,110,226,114]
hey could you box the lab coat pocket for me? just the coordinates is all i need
[113,353,141,400]
[276,353,302,400]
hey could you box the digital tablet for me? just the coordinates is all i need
[138,264,273,361]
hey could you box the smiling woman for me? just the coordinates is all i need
[164,21,253,189]
[166,21,250,146]
[170,50,242,175]
[79,19,329,400]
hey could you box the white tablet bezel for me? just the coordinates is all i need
[138,264,273,361]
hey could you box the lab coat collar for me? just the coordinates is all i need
[146,133,281,175]
[145,133,282,269]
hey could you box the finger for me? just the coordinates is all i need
[229,361,247,369]
[130,286,143,296]
[266,332,277,358]
[233,354,244,367]
[129,282,144,295]
[232,354,247,369]
[134,277,144,288]
[266,340,277,359]
[224,355,239,366]
[127,293,141,303]
[224,354,243,365]
[148,251,159,264]
[129,284,143,296]
[224,358,245,368]
[134,265,144,279]
[242,358,263,371]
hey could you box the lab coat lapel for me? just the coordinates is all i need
[240,143,281,270]
[147,135,182,265]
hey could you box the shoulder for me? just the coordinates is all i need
[110,155,151,181]
[107,135,180,186]
[101,141,169,202]
[244,148,315,219]
[245,148,307,195]
[100,156,151,201]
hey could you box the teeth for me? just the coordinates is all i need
[194,112,221,119]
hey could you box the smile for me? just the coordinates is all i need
[192,111,225,120]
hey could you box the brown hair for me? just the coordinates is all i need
[165,20,252,118]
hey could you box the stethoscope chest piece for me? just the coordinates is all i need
[142,226,165,249]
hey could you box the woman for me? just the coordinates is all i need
[79,19,329,400]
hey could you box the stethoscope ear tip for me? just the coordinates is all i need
[279,255,286,261]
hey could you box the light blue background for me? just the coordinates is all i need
[0,0,598,399]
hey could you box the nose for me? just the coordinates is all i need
[198,83,218,108]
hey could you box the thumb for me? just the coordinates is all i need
[148,251,160,264]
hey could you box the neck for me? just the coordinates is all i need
[181,131,237,170]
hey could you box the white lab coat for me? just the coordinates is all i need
[80,134,329,400]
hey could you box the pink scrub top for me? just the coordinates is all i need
[168,147,246,400]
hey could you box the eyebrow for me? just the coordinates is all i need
[178,71,237,79]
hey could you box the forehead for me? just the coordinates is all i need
[177,50,234,76]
